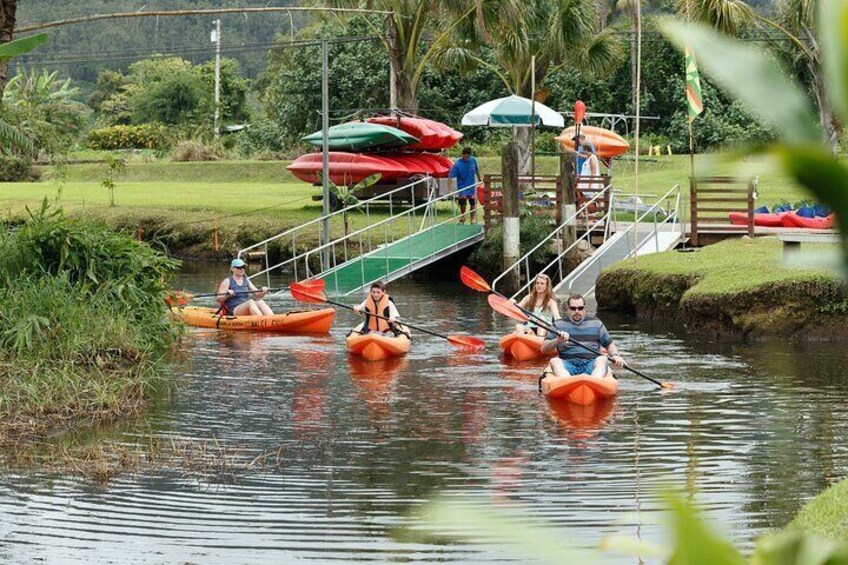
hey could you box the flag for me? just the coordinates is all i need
[685,46,704,122]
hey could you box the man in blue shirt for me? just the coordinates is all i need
[540,293,625,379]
[449,147,481,225]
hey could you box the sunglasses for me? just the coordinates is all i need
[568,306,585,311]
[234,265,246,269]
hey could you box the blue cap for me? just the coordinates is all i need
[230,258,247,268]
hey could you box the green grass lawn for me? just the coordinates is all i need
[0,152,817,260]
[789,479,848,540]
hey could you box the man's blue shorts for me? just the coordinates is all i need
[563,358,597,376]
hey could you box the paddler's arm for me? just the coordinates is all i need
[247,279,268,299]
[216,279,231,305]
[352,299,367,315]
[540,330,569,355]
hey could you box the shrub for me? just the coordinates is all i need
[469,214,557,281]
[0,155,39,182]
[86,124,171,150]
[171,139,225,162]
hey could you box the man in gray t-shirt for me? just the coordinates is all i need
[540,294,625,379]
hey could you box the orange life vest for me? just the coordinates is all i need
[364,293,392,332]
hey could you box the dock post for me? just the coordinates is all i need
[502,142,521,293]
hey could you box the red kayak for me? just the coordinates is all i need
[728,211,789,227]
[781,212,836,229]
[367,116,462,151]
[383,153,451,177]
[288,152,411,185]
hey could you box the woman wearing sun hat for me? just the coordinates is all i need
[216,258,273,316]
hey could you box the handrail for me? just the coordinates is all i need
[240,177,435,285]
[557,184,682,296]
[302,180,481,295]
[492,183,613,296]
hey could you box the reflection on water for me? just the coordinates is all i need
[2,264,848,563]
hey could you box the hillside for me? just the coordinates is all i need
[13,0,304,81]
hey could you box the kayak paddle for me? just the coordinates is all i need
[289,282,485,351]
[460,266,556,329]
[166,278,325,306]
[486,293,673,390]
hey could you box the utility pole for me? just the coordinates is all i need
[212,18,221,141]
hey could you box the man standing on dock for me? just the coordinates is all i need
[450,147,481,225]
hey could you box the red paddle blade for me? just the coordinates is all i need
[290,282,327,304]
[574,100,586,124]
[446,335,486,351]
[487,294,529,323]
[460,266,491,293]
[298,278,325,291]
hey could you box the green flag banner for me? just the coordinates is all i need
[685,46,704,122]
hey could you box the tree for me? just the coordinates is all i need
[0,0,17,93]
[442,0,623,171]
[320,1,478,112]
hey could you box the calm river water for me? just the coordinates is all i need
[2,263,848,564]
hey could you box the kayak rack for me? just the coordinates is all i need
[239,177,485,295]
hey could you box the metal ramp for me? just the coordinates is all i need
[239,178,484,296]
[556,184,684,297]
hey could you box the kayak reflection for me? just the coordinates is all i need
[547,397,617,442]
[348,355,409,421]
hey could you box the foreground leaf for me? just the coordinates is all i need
[0,34,49,63]
[820,0,848,123]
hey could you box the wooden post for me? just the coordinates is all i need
[502,142,521,293]
[560,152,576,204]
[137,224,143,241]
[747,178,755,239]
[690,177,698,247]
[213,216,220,252]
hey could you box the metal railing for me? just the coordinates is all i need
[491,183,614,297]
[302,181,483,295]
[238,177,435,287]
[556,183,683,297]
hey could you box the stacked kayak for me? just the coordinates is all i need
[540,367,617,406]
[729,211,789,227]
[301,122,419,151]
[290,117,463,187]
[499,333,556,362]
[173,307,335,333]
[729,205,835,229]
[346,323,412,361]
[781,211,836,229]
[556,125,630,159]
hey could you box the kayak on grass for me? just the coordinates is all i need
[172,306,335,333]
[346,322,412,361]
[728,211,790,227]
[540,365,618,406]
[781,211,836,229]
[499,333,556,362]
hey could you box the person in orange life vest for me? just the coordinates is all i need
[216,258,273,316]
[352,281,400,335]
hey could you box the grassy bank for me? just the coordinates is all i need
[789,479,848,540]
[0,153,812,260]
[0,207,180,444]
[595,238,847,339]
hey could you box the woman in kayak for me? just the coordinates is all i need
[216,258,273,316]
[353,281,401,336]
[513,274,560,337]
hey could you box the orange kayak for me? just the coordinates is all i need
[173,306,335,333]
[541,365,617,405]
[346,323,411,361]
[556,125,630,159]
[499,333,555,362]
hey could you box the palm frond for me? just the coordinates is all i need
[675,0,755,34]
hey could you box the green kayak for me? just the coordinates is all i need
[301,122,419,151]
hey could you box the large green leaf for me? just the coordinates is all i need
[773,144,848,266]
[752,530,848,565]
[664,494,746,565]
[0,34,49,64]
[820,0,848,123]
[660,20,820,145]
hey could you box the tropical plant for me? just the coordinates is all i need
[440,0,623,171]
[661,0,848,269]
[0,33,49,154]
[2,68,90,158]
[316,1,479,112]
[320,172,382,236]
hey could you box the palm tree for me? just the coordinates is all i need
[440,0,622,171]
[320,1,479,112]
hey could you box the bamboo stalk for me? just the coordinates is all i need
[16,7,392,33]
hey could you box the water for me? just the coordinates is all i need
[2,264,848,563]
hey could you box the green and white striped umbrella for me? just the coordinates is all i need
[461,95,565,128]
